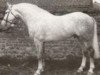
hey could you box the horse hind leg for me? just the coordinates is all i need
[77,40,88,73]
[87,23,100,75]
[34,38,45,75]
[77,40,95,75]
[87,47,95,75]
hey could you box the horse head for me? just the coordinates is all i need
[0,2,19,31]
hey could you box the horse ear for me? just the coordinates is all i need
[6,2,12,8]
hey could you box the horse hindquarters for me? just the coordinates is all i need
[77,18,99,75]
[86,20,99,74]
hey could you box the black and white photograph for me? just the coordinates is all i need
[0,0,100,75]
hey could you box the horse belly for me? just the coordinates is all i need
[44,28,74,41]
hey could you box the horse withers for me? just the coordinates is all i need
[0,2,100,75]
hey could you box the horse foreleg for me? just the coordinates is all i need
[34,38,45,75]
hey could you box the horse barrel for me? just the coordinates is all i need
[0,0,95,61]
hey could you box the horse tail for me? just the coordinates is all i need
[92,18,100,59]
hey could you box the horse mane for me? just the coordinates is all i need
[13,3,52,15]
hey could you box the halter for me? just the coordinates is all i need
[3,5,18,26]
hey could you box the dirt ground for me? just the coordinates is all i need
[0,58,100,75]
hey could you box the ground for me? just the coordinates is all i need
[0,57,100,75]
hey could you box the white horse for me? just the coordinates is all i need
[0,2,99,75]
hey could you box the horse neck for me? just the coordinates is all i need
[15,5,53,25]
[16,9,35,24]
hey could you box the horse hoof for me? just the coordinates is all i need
[87,72,94,75]
[34,73,40,75]
[34,71,41,75]
[34,69,44,75]
[77,69,83,73]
